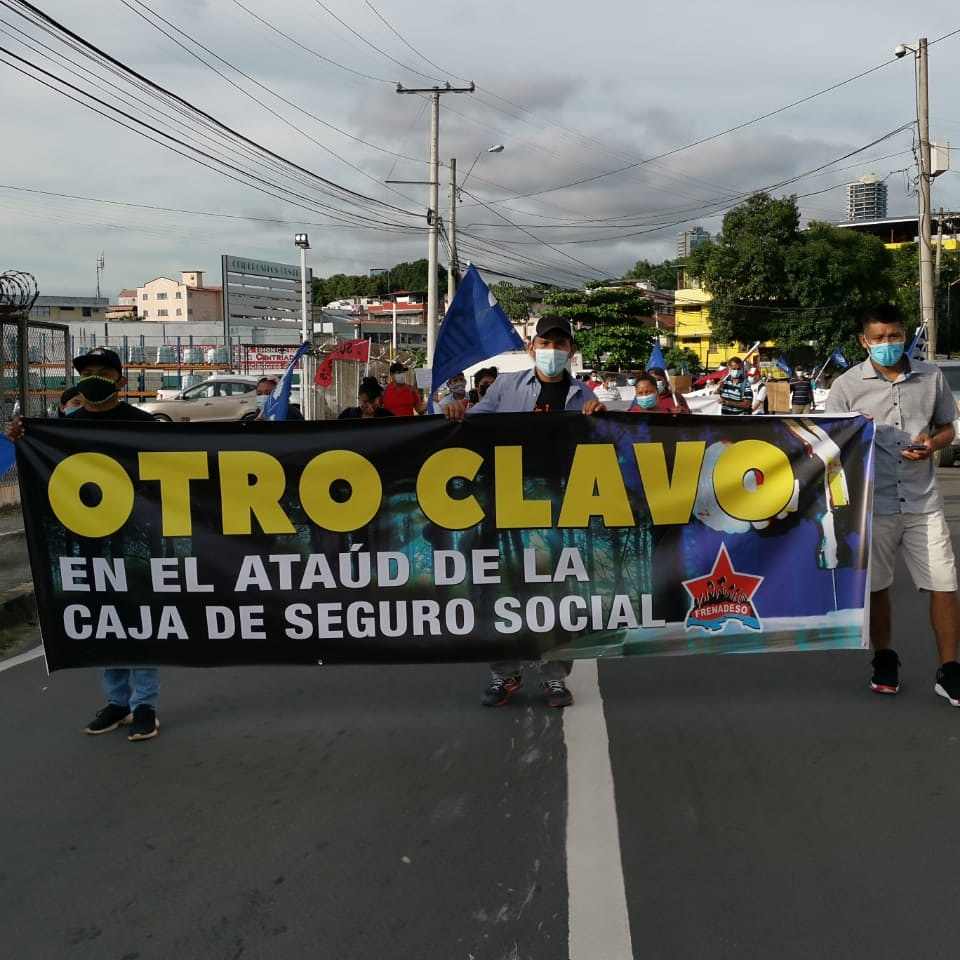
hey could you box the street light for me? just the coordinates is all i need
[460,144,504,194]
[294,233,310,343]
[448,145,505,305]
[896,38,935,357]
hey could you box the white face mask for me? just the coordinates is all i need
[535,349,568,378]
[394,373,405,384]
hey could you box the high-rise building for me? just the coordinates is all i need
[845,174,887,221]
[677,226,711,258]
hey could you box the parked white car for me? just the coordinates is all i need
[138,374,260,422]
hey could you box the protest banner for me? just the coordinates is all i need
[14,411,874,671]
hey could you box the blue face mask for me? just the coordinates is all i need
[636,394,658,409]
[64,404,83,416]
[534,349,568,378]
[869,341,905,367]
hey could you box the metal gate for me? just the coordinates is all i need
[1,271,70,506]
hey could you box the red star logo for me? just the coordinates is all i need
[682,544,763,614]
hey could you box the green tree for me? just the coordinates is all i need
[624,258,685,291]
[543,287,656,368]
[687,192,896,357]
[490,281,532,321]
[663,346,702,376]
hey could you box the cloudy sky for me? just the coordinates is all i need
[2,0,958,299]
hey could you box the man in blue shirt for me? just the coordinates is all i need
[443,316,606,707]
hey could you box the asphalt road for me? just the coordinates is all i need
[4,471,960,960]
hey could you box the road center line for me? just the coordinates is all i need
[565,659,634,959]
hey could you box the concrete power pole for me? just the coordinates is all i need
[397,83,474,368]
[448,157,458,309]
[917,38,936,358]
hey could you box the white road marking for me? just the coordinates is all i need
[0,644,43,672]
[564,659,634,958]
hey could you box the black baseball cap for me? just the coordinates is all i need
[534,315,574,339]
[73,347,123,374]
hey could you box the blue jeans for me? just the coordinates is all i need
[102,668,160,711]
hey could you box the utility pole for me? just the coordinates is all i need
[396,82,474,368]
[448,157,458,309]
[95,253,105,301]
[917,38,935,358]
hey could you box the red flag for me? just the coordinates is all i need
[314,339,370,387]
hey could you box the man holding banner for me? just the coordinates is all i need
[6,347,162,741]
[443,315,606,708]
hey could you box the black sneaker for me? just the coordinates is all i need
[542,678,573,708]
[127,705,159,741]
[934,661,960,707]
[870,649,901,694]
[481,674,523,707]
[84,703,132,735]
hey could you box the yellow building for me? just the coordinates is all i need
[673,284,768,369]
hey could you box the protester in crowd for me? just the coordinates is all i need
[383,362,426,416]
[748,366,768,414]
[715,357,753,414]
[626,373,663,412]
[789,368,816,413]
[592,372,622,403]
[6,347,161,741]
[443,315,606,709]
[468,367,498,405]
[646,366,691,413]
[255,374,304,421]
[826,303,960,707]
[337,376,395,420]
[437,372,468,411]
[57,385,83,416]
[585,371,603,392]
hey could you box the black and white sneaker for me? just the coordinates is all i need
[934,661,960,707]
[127,705,159,741]
[870,649,901,695]
[541,679,573,708]
[481,674,523,707]
[84,703,132,735]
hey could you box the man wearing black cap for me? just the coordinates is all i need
[6,346,162,741]
[442,314,606,708]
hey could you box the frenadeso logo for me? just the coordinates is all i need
[682,544,763,632]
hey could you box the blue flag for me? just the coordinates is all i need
[263,341,311,421]
[829,347,849,369]
[647,341,666,370]
[908,324,927,361]
[431,265,524,401]
[0,436,15,476]
[776,355,793,378]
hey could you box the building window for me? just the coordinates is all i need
[157,309,168,317]
[32,305,50,317]
[142,309,149,318]
[175,291,183,299]
[188,308,193,315]
[176,308,182,316]
[157,292,168,300]
[82,307,92,317]
[142,293,148,299]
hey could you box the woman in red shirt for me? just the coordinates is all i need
[382,362,426,417]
